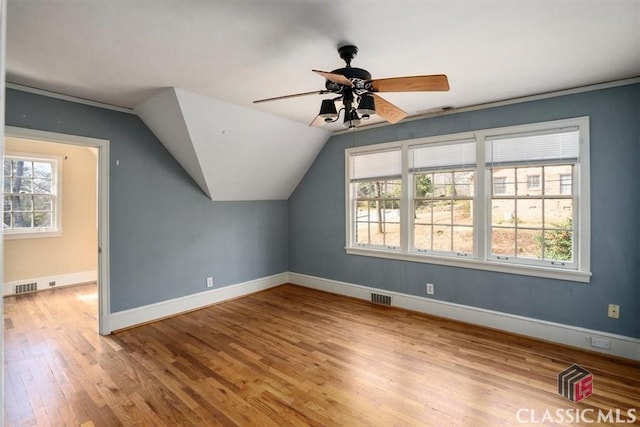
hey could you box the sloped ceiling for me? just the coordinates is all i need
[135,88,329,200]
[5,0,640,199]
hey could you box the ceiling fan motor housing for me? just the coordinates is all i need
[326,67,372,91]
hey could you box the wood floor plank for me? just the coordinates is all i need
[4,283,639,426]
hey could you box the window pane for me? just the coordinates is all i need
[414,224,432,250]
[432,172,449,197]
[492,228,515,257]
[355,220,372,245]
[492,199,515,226]
[3,212,11,228]
[3,196,11,212]
[452,226,473,253]
[517,199,542,229]
[433,200,452,225]
[492,168,515,196]
[453,200,473,226]
[544,227,573,262]
[432,226,452,252]
[414,200,432,225]
[33,162,52,179]
[11,177,32,193]
[518,167,542,195]
[380,181,401,198]
[12,212,33,228]
[545,200,572,228]
[454,171,474,196]
[517,229,543,259]
[3,160,11,177]
[381,201,400,247]
[33,195,53,211]
[14,160,33,177]
[3,179,10,193]
[11,195,33,212]
[354,178,401,249]
[34,212,52,228]
[544,165,573,196]
[33,179,52,194]
[415,173,434,197]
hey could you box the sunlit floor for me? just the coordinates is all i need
[4,283,639,426]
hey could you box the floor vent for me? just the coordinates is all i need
[14,282,38,295]
[371,293,392,306]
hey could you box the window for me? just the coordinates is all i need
[410,140,475,255]
[559,174,572,195]
[350,148,402,249]
[493,177,507,195]
[346,117,590,282]
[527,175,541,189]
[3,153,62,238]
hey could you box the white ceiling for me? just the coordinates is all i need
[5,0,640,198]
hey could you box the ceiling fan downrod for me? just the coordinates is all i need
[338,45,358,67]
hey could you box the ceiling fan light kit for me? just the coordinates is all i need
[319,99,338,120]
[253,44,450,129]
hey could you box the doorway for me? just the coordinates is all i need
[3,126,110,334]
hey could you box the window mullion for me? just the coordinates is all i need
[476,133,487,261]
[400,144,410,253]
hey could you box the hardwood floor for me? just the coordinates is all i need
[4,283,639,426]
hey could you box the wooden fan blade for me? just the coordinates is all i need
[253,90,325,104]
[312,70,353,87]
[372,94,408,124]
[369,74,449,92]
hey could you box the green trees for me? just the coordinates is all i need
[537,218,573,261]
[415,174,433,197]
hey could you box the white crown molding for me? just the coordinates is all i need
[6,82,135,114]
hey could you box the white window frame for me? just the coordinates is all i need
[3,152,63,239]
[345,117,591,283]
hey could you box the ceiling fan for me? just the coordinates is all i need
[253,44,450,129]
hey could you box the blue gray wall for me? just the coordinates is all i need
[6,89,289,312]
[289,83,640,338]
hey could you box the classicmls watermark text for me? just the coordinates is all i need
[515,364,638,424]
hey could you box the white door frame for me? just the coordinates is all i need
[4,126,111,335]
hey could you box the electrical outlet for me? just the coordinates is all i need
[607,304,620,319]
[206,277,214,288]
[426,283,434,295]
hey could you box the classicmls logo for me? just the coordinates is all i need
[558,364,593,402]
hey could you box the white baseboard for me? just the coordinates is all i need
[3,270,98,296]
[288,272,640,361]
[108,272,287,332]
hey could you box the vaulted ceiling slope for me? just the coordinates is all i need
[135,88,329,200]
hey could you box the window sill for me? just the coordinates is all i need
[345,247,591,283]
[4,230,63,240]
